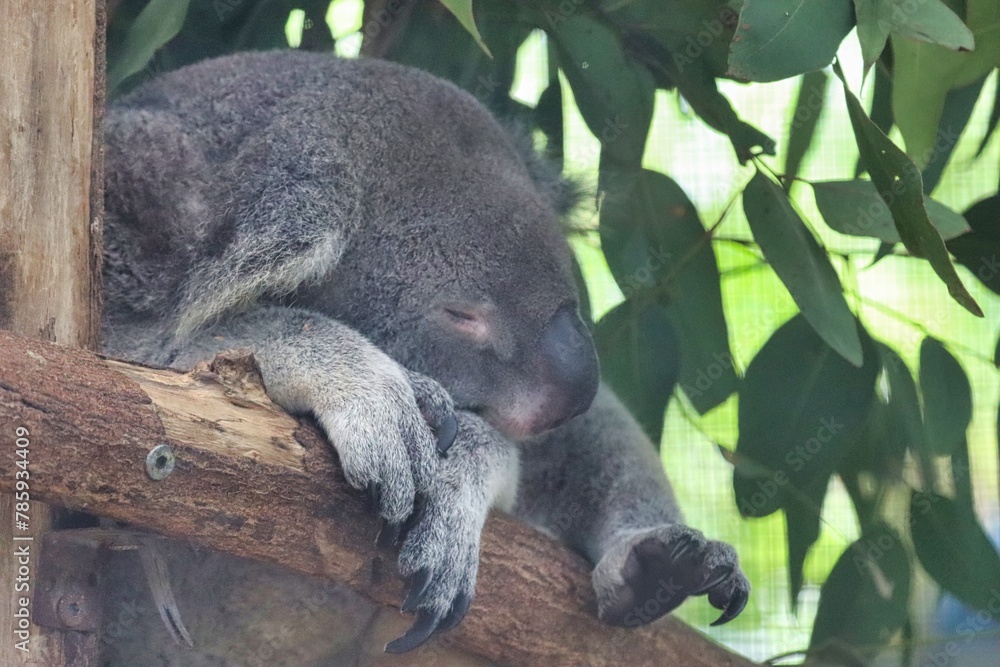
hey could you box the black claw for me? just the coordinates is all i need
[694,565,734,596]
[669,533,696,561]
[435,413,458,454]
[435,591,472,634]
[401,568,433,613]
[385,610,440,653]
[710,586,749,626]
[376,519,402,549]
[366,481,382,510]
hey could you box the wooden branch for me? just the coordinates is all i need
[0,329,758,667]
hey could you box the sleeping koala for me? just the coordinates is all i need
[102,50,749,654]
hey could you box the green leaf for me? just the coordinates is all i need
[885,0,975,49]
[784,70,828,189]
[853,0,891,75]
[919,338,972,456]
[911,491,1000,612]
[948,194,1000,294]
[975,80,1000,157]
[658,57,776,164]
[892,0,1000,166]
[923,76,989,194]
[836,64,983,317]
[877,344,930,478]
[438,0,492,57]
[550,16,655,167]
[536,81,564,170]
[743,171,864,366]
[603,189,736,411]
[812,180,971,242]
[733,314,878,518]
[108,0,192,92]
[600,170,738,414]
[727,0,855,82]
[856,65,894,178]
[595,301,681,445]
[785,477,830,610]
[810,523,912,658]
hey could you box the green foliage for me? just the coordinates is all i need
[809,522,912,662]
[812,180,970,242]
[104,1,1000,662]
[911,492,1000,612]
[728,0,854,83]
[743,172,863,366]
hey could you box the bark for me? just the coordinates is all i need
[0,330,758,667]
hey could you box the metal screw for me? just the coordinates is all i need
[145,444,175,480]
[56,595,86,628]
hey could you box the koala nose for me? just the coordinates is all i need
[534,304,599,427]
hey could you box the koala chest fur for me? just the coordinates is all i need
[102,50,748,658]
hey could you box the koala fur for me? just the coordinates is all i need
[100,50,749,661]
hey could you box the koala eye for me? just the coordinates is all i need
[440,305,491,342]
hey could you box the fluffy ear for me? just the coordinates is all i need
[502,121,587,219]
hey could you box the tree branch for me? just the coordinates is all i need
[0,329,758,667]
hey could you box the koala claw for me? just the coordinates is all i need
[407,370,457,454]
[593,524,750,629]
[375,518,403,549]
[385,610,439,654]
[400,568,433,613]
[711,584,748,626]
[435,413,459,454]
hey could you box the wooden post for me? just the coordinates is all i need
[0,0,104,665]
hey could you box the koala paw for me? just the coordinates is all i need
[315,363,457,533]
[592,524,749,628]
[383,413,517,653]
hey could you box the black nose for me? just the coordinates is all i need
[537,304,600,423]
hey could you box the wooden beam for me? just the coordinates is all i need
[0,1,104,664]
[0,330,759,667]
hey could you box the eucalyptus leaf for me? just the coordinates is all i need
[727,0,854,82]
[852,0,891,76]
[877,344,930,479]
[911,491,1000,612]
[733,314,878,518]
[595,301,681,445]
[975,81,1000,157]
[108,0,192,92]
[550,16,655,167]
[922,76,989,194]
[837,64,983,317]
[439,0,492,57]
[892,0,1000,166]
[919,338,973,456]
[600,169,737,414]
[884,0,975,50]
[948,194,1000,295]
[810,523,912,658]
[784,70,828,190]
[786,477,830,610]
[812,180,970,242]
[743,171,864,366]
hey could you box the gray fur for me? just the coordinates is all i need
[101,51,747,660]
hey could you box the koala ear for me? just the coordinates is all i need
[502,120,587,218]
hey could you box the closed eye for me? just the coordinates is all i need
[445,308,477,323]
[439,305,491,342]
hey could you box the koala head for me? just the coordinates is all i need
[295,75,599,439]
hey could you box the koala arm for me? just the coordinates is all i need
[156,307,519,652]
[514,385,749,628]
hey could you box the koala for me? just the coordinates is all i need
[101,50,749,656]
